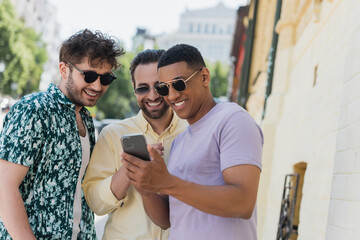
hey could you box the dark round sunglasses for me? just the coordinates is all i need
[154,68,202,96]
[134,86,156,95]
[67,62,117,86]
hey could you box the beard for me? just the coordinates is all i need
[139,99,170,119]
[65,74,101,108]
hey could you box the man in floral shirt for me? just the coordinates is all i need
[0,29,124,239]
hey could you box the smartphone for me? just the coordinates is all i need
[121,133,150,161]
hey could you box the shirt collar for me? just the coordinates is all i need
[47,83,91,118]
[47,83,72,106]
[136,111,151,134]
[135,110,179,136]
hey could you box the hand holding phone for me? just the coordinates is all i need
[121,134,150,161]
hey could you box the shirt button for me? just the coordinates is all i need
[76,168,80,171]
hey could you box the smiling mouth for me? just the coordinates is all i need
[84,90,98,97]
[147,102,161,106]
[174,101,185,107]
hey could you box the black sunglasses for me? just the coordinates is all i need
[154,68,202,96]
[67,62,116,86]
[134,86,156,95]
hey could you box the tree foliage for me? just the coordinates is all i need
[0,0,47,96]
[207,60,229,97]
[94,52,139,120]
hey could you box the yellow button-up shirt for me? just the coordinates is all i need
[82,111,187,240]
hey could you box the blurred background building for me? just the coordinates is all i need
[11,0,61,90]
[132,2,236,64]
[131,27,156,53]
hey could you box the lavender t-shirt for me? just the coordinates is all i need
[167,102,263,240]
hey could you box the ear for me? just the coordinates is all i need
[59,62,69,80]
[201,67,211,87]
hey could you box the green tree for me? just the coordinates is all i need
[206,60,229,97]
[95,52,139,119]
[0,0,47,97]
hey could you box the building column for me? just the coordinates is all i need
[257,0,297,238]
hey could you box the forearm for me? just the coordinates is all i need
[163,175,256,219]
[110,166,131,200]
[141,192,170,229]
[83,177,129,215]
[121,149,258,220]
[0,188,36,239]
[83,166,131,215]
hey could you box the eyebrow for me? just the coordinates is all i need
[137,83,150,87]
[137,81,159,87]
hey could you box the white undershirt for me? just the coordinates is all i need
[72,127,90,240]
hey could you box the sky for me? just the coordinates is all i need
[48,0,248,50]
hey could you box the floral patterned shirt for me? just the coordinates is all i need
[0,84,97,239]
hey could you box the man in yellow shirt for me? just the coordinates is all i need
[82,49,187,240]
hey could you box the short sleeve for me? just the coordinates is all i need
[0,101,45,167]
[219,111,263,172]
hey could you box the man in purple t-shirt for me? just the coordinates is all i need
[122,44,263,240]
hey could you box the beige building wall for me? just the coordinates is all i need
[244,0,278,238]
[246,0,277,122]
[246,0,360,239]
[325,0,360,239]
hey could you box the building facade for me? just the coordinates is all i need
[156,2,236,63]
[230,0,360,239]
[131,28,156,53]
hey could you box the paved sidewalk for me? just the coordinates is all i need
[95,214,108,239]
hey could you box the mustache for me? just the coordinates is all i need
[85,88,103,94]
[144,97,164,103]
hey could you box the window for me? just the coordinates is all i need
[189,23,193,33]
[277,162,307,240]
[197,23,201,33]
[212,24,216,34]
[204,24,209,33]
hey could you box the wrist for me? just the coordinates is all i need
[110,168,130,200]
[158,174,177,195]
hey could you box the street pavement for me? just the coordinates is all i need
[95,214,108,239]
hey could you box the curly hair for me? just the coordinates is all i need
[59,29,124,70]
[157,44,206,71]
[129,49,165,84]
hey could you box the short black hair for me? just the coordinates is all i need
[157,44,206,70]
[130,49,165,84]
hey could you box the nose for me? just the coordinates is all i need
[166,84,180,102]
[147,86,159,100]
[90,76,103,91]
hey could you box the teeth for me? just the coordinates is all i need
[85,90,97,97]
[148,102,160,106]
[174,101,184,107]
